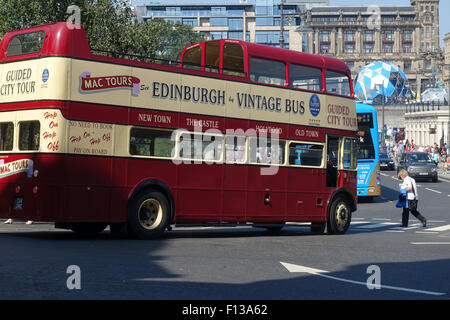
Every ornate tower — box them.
[411,0,440,52]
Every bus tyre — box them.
[327,196,351,235]
[127,190,169,239]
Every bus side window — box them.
[205,41,221,73]
[178,132,223,162]
[289,64,323,91]
[0,122,14,151]
[225,135,246,164]
[250,57,286,86]
[289,143,323,167]
[343,138,357,169]
[130,128,174,158]
[325,71,351,96]
[182,45,202,70]
[7,31,45,57]
[18,121,40,151]
[249,137,285,165]
[223,42,245,77]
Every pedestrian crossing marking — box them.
[426,224,450,232]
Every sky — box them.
[331,0,449,47]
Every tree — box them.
[0,0,202,61]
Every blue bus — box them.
[356,103,381,199]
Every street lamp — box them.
[376,80,386,150]
[279,0,285,49]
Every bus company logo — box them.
[309,94,321,117]
[79,72,141,96]
[42,69,49,83]
[0,159,34,179]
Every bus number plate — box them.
[14,197,24,210]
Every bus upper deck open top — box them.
[0,22,358,239]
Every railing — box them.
[91,48,180,66]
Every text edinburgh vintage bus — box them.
[0,23,358,239]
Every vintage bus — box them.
[0,23,358,239]
[356,103,381,200]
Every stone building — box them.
[305,0,443,94]
[132,0,443,94]
[444,32,450,91]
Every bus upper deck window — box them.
[223,42,245,77]
[250,57,286,86]
[182,46,202,70]
[289,64,323,91]
[205,41,221,73]
[7,31,45,57]
[325,71,351,96]
[0,122,14,151]
[19,121,40,151]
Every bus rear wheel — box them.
[127,190,169,239]
[327,196,351,235]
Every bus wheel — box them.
[327,196,351,235]
[127,190,169,239]
[70,223,108,235]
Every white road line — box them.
[372,218,392,221]
[411,242,450,245]
[415,231,439,234]
[354,222,398,229]
[281,262,446,296]
[425,188,442,194]
[426,224,450,232]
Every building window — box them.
[363,43,375,53]
[255,17,274,26]
[182,18,197,27]
[210,31,228,40]
[344,43,355,53]
[404,61,412,72]
[210,17,228,27]
[211,6,226,16]
[228,18,243,30]
[344,30,355,42]
[165,7,181,16]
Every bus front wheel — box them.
[127,190,169,239]
[327,196,351,235]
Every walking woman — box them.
[398,169,427,228]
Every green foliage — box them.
[0,0,203,61]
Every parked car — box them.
[397,152,438,182]
[379,152,395,170]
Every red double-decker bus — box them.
[0,23,358,239]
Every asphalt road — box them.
[0,171,449,302]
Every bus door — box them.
[326,137,340,188]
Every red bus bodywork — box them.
[0,23,357,237]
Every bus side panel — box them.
[246,166,287,222]
[286,168,327,221]
[109,157,129,223]
[62,155,111,222]
[222,164,247,221]
[175,163,223,222]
